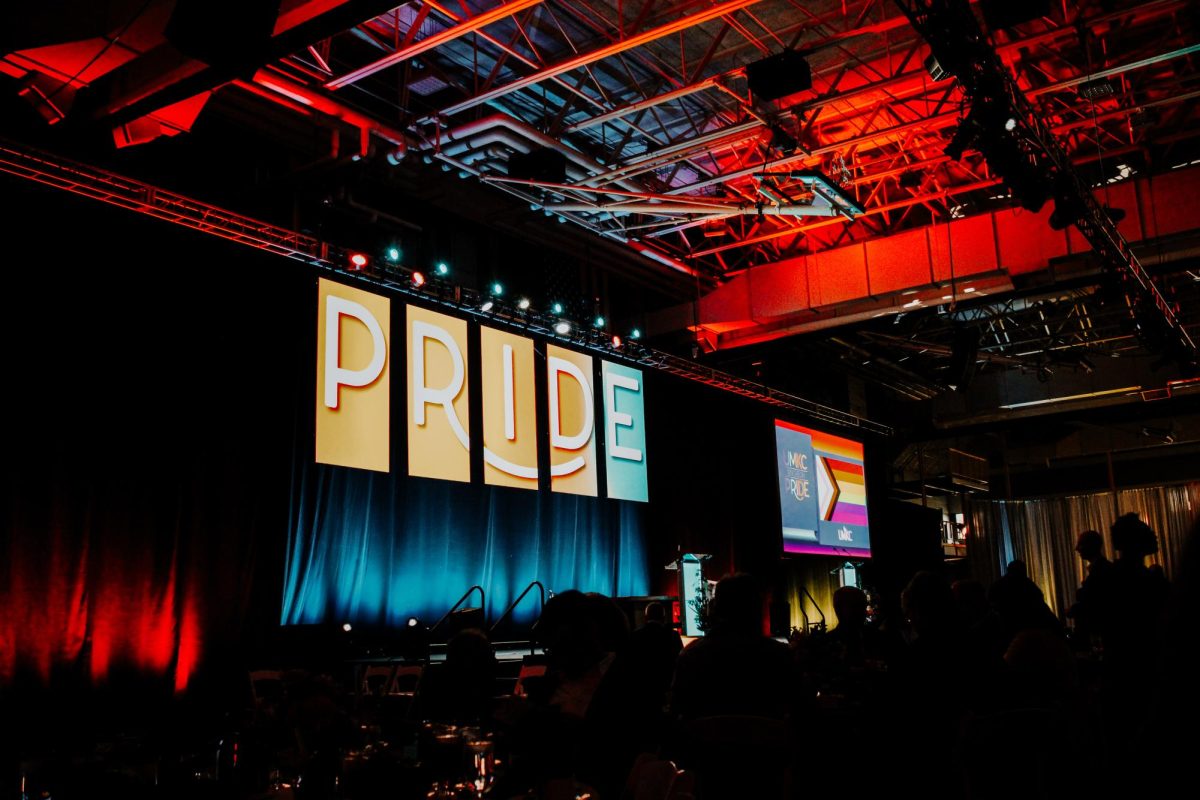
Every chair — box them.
[622,754,696,800]
[361,664,396,696]
[513,662,547,697]
[392,663,424,693]
[249,669,284,706]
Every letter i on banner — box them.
[602,361,648,502]
[547,344,597,496]
[315,279,390,472]
[407,306,470,482]
[481,326,538,489]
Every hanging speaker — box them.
[746,50,812,102]
[981,0,1051,31]
[947,326,981,390]
[165,0,283,71]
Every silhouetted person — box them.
[954,578,1007,664]
[669,573,796,721]
[1068,530,1115,645]
[625,602,682,704]
[806,586,895,710]
[989,559,1059,641]
[892,572,981,799]
[1137,516,1200,793]
[417,628,497,723]
[1102,513,1170,752]
[669,574,797,798]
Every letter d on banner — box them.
[547,344,597,497]
[316,278,390,472]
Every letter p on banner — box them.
[316,278,390,472]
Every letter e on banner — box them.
[602,361,648,502]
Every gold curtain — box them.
[968,482,1199,618]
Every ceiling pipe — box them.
[416,113,646,194]
[541,202,842,217]
[430,0,765,119]
[240,69,412,147]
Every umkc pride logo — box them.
[785,451,811,502]
[315,279,648,501]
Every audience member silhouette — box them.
[669,573,796,721]
[1102,513,1170,750]
[988,559,1060,641]
[1068,529,1115,645]
[954,578,1007,664]
[624,601,683,707]
[416,628,498,724]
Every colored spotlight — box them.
[386,247,401,262]
[551,302,564,314]
[349,252,368,270]
[631,328,642,339]
[611,335,623,349]
[490,282,504,296]
[436,262,450,276]
[412,271,426,287]
[594,316,605,328]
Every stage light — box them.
[342,623,352,632]
[436,262,450,276]
[518,298,531,310]
[349,252,368,270]
[594,316,605,328]
[611,335,623,349]
[481,300,494,312]
[551,302,564,314]
[924,53,950,82]
[490,281,504,296]
[631,328,642,340]
[412,271,426,287]
[407,617,419,628]
[964,287,977,293]
[1004,117,1017,132]
[555,321,571,335]
[1048,173,1085,231]
[386,246,401,262]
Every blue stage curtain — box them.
[282,460,649,627]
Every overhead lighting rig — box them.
[892,0,1196,366]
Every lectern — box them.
[665,553,711,636]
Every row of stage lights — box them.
[344,246,644,352]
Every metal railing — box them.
[490,581,548,653]
[430,585,486,638]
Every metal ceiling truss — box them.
[0,137,892,437]
[893,0,1197,364]
[5,1,1198,306]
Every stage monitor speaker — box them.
[746,50,812,101]
[165,0,283,71]
[507,147,568,184]
[981,0,1050,31]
